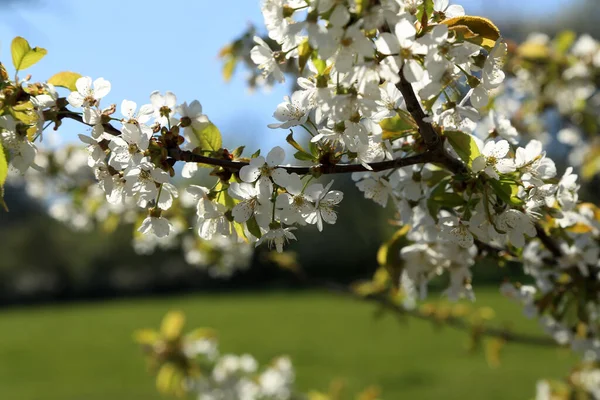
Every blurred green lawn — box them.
[0,289,575,399]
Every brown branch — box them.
[396,73,440,150]
[58,109,437,175]
[395,71,564,259]
[168,146,434,175]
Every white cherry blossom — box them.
[67,76,111,108]
[472,140,515,179]
[240,147,290,192]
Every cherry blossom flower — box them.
[496,209,536,248]
[256,226,297,252]
[470,40,507,109]
[187,185,233,240]
[275,173,315,225]
[251,36,285,84]
[150,90,177,126]
[514,140,557,187]
[268,91,309,129]
[305,181,343,231]
[240,147,290,192]
[138,215,174,238]
[353,172,392,207]
[433,0,465,18]
[472,139,515,179]
[67,76,111,108]
[375,19,427,83]
[228,181,273,229]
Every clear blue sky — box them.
[0,0,572,151]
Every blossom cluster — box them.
[136,311,381,400]
[1,0,600,375]
[136,312,297,399]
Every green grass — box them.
[0,289,576,400]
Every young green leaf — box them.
[488,179,524,207]
[11,36,48,72]
[192,122,222,152]
[445,130,481,167]
[246,215,262,239]
[380,114,417,141]
[0,143,8,188]
[48,71,82,91]
[442,16,500,50]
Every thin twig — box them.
[319,280,559,348]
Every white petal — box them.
[471,87,489,109]
[121,100,137,118]
[375,33,400,55]
[240,165,261,183]
[266,146,285,165]
[164,91,177,108]
[271,169,290,188]
[232,202,253,223]
[471,155,486,173]
[492,140,510,158]
[93,78,111,99]
[395,20,416,41]
[403,59,424,83]
[67,92,84,108]
[181,162,198,178]
[75,76,92,95]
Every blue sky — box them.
[0,0,573,152]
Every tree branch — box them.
[319,280,559,348]
[396,74,440,150]
[167,146,434,175]
[58,109,437,175]
[58,88,563,258]
[395,72,563,259]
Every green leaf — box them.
[312,56,327,75]
[582,145,600,180]
[430,191,465,208]
[214,181,236,209]
[294,151,315,161]
[233,221,248,241]
[380,114,416,141]
[0,143,8,187]
[445,130,480,167]
[488,179,524,207]
[231,145,245,158]
[553,30,576,55]
[416,0,434,26]
[442,16,500,50]
[11,36,47,72]
[427,176,453,219]
[47,71,82,91]
[287,132,315,160]
[10,101,37,125]
[160,311,185,341]
[246,215,262,239]
[192,122,222,152]
[222,57,237,82]
[308,140,319,157]
[297,39,311,73]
